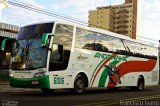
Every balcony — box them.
[116,25,128,29]
[116,30,128,34]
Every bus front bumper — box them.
[9,75,50,89]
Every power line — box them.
[8,0,88,25]
[6,0,159,43]
[7,1,113,29]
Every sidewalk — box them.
[0,81,9,85]
[0,70,9,85]
[0,84,40,92]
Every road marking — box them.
[75,95,160,106]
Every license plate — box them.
[32,81,39,85]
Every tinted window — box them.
[75,28,97,50]
[95,33,113,52]
[53,24,73,50]
[75,27,157,59]
[124,40,157,59]
[17,23,54,40]
[49,24,73,71]
[76,28,114,52]
[113,38,126,53]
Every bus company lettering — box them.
[54,77,64,84]
[77,54,89,62]
[94,52,128,61]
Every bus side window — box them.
[112,38,126,55]
[49,44,64,71]
[63,50,70,69]
[49,24,73,71]
[50,44,63,63]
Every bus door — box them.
[49,24,73,88]
[49,44,72,88]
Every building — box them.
[88,0,140,39]
[0,22,19,69]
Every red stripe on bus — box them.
[91,54,117,87]
[107,59,157,87]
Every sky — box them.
[1,0,160,42]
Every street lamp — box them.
[0,0,8,21]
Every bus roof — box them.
[57,21,158,48]
[21,20,158,47]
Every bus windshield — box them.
[11,39,48,70]
[11,23,54,70]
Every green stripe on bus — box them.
[10,75,50,89]
[98,61,120,87]
[90,54,116,87]
[40,75,50,89]
[98,56,129,87]
[98,68,108,87]
[89,58,106,87]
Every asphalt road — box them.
[0,85,160,106]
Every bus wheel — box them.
[136,79,144,91]
[71,75,85,94]
[41,88,54,95]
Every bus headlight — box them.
[9,73,13,77]
[9,72,13,77]
[34,71,46,77]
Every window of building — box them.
[117,9,129,14]
[117,26,128,29]
[117,30,128,34]
[117,20,129,24]
[117,15,128,19]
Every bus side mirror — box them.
[41,33,55,46]
[1,38,15,51]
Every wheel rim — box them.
[139,82,144,90]
[75,79,84,92]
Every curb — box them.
[0,82,9,85]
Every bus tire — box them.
[71,74,85,94]
[136,77,144,91]
[41,88,54,95]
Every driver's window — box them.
[49,24,73,71]
[50,44,63,63]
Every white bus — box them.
[1,21,159,94]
